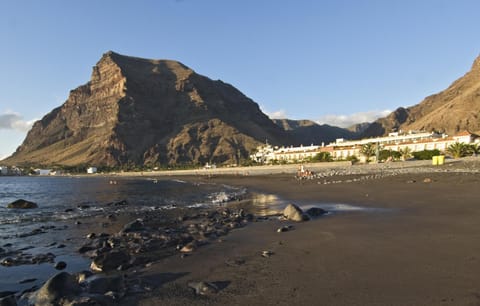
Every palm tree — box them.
[360,143,377,163]
[467,143,480,156]
[447,142,469,158]
[398,147,412,161]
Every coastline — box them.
[3,158,480,305]
[116,157,480,305]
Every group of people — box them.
[296,165,315,180]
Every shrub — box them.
[412,149,440,160]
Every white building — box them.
[250,131,478,164]
[0,166,8,175]
[35,169,51,176]
[87,167,97,174]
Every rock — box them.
[306,207,327,217]
[113,200,128,206]
[187,281,219,296]
[0,295,17,306]
[54,261,67,270]
[277,225,293,233]
[180,241,197,253]
[34,272,81,306]
[7,199,38,209]
[75,271,94,283]
[87,275,125,295]
[19,278,36,284]
[90,250,130,272]
[423,177,433,183]
[283,203,309,222]
[122,219,145,233]
[261,250,274,258]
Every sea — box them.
[0,176,252,293]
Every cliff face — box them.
[362,55,480,137]
[6,51,288,167]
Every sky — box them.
[1,0,480,160]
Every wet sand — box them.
[120,159,480,305]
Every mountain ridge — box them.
[4,51,289,167]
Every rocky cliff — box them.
[272,119,359,145]
[6,51,289,167]
[362,55,480,137]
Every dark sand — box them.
[119,161,480,306]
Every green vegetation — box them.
[379,149,401,161]
[360,143,380,163]
[398,147,412,161]
[446,142,470,158]
[308,152,333,162]
[412,149,440,160]
[467,143,480,155]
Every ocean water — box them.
[0,176,246,293]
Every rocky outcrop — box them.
[7,199,38,209]
[283,203,309,222]
[5,51,289,167]
[362,54,480,137]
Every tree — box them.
[398,147,412,161]
[360,143,378,163]
[447,142,469,158]
[310,152,333,162]
[379,149,401,162]
[467,143,480,156]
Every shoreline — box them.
[2,158,480,305]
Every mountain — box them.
[272,119,359,145]
[4,51,289,167]
[362,55,480,137]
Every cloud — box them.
[260,106,288,119]
[0,112,36,132]
[316,110,391,128]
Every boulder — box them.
[306,207,327,217]
[121,219,145,233]
[7,199,38,209]
[34,272,81,305]
[90,250,130,272]
[283,204,309,222]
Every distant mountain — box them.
[272,119,359,145]
[361,54,480,137]
[4,51,290,167]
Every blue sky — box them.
[1,0,480,159]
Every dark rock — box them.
[64,208,74,213]
[0,295,17,306]
[283,203,309,222]
[34,272,82,305]
[90,250,130,272]
[75,271,94,283]
[122,219,145,233]
[54,261,67,270]
[276,225,293,233]
[187,281,219,296]
[78,245,95,254]
[88,275,125,295]
[114,200,128,206]
[306,207,327,217]
[7,199,38,209]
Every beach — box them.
[3,159,480,305]
[115,158,480,305]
